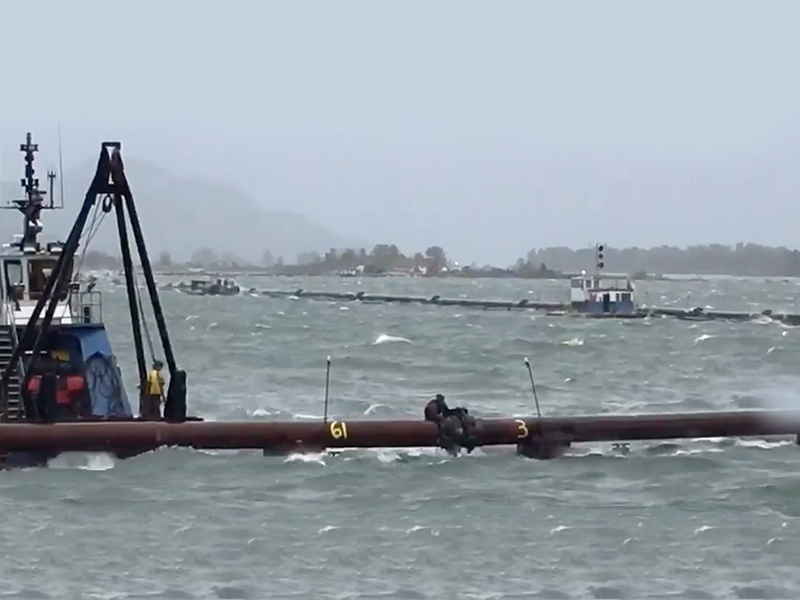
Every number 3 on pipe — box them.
[515,419,529,440]
[329,421,348,440]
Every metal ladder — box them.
[0,325,23,420]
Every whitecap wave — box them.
[47,452,116,471]
[373,334,412,345]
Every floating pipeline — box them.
[255,289,800,325]
[259,288,562,311]
[650,306,800,325]
[1,409,799,459]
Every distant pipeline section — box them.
[251,288,800,325]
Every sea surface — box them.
[3,274,800,599]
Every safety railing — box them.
[8,308,24,384]
[70,290,103,324]
[1,293,25,410]
[1,296,11,328]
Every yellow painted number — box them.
[515,419,529,440]
[329,421,348,440]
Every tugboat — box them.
[565,244,642,318]
[0,133,190,468]
[179,276,240,296]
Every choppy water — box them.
[4,275,800,599]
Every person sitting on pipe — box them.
[424,393,477,453]
[424,393,449,422]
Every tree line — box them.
[525,243,800,277]
[78,244,450,275]
[78,242,800,278]
[289,244,448,275]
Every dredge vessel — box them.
[0,133,190,467]
[0,133,797,469]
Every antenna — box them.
[322,356,332,423]
[523,357,542,418]
[47,169,56,209]
[57,125,65,209]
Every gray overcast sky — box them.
[1,0,799,265]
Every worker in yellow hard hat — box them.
[143,360,165,419]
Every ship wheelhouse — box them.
[569,270,637,315]
[0,242,103,328]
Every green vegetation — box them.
[525,244,800,277]
[81,241,800,279]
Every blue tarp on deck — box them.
[70,327,133,417]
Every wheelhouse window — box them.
[3,260,24,301]
[570,278,584,289]
[28,258,58,300]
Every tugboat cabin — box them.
[569,270,636,315]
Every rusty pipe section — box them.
[526,410,800,443]
[0,410,798,454]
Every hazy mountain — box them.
[0,158,367,263]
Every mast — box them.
[17,133,44,251]
[1,132,64,252]
[594,243,605,276]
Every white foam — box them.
[47,452,116,471]
[373,334,412,345]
